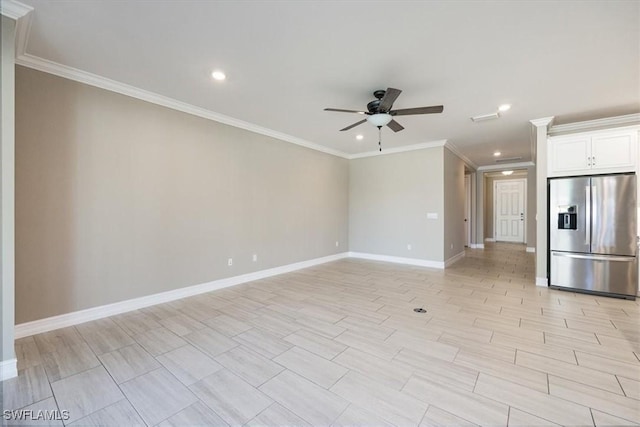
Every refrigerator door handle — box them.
[585,185,591,246]
[552,252,635,262]
[591,184,597,230]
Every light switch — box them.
[427,212,438,220]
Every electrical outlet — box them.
[407,244,412,250]
[450,243,454,249]
[335,241,339,247]
[227,258,233,266]
[252,254,257,262]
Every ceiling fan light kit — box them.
[366,113,392,127]
[324,87,444,151]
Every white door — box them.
[494,179,525,243]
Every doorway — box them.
[494,179,526,243]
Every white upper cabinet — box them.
[590,132,636,170]
[548,128,638,177]
[548,135,591,175]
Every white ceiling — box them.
[17,0,640,166]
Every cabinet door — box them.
[548,135,591,177]
[590,131,637,173]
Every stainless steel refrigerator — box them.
[549,173,638,299]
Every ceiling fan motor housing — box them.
[367,100,381,113]
[368,89,387,113]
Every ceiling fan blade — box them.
[324,108,367,114]
[378,88,402,112]
[340,119,367,131]
[387,119,404,132]
[391,105,444,116]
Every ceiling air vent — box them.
[471,112,500,122]
[496,157,522,163]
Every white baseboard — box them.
[469,243,484,249]
[1,358,17,381]
[15,252,349,339]
[536,277,548,287]
[445,251,465,267]
[526,247,536,253]
[348,252,445,269]
[485,238,496,242]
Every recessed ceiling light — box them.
[356,134,364,140]
[498,104,511,112]
[494,151,501,157]
[502,170,514,175]
[211,70,226,81]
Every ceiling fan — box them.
[324,88,444,150]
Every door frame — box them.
[464,174,471,247]
[493,178,527,244]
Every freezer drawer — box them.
[550,251,638,297]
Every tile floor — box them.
[3,243,640,426]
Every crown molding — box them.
[0,0,32,20]
[9,3,471,163]
[10,4,471,163]
[444,141,477,170]
[476,161,534,172]
[15,52,459,162]
[15,52,473,162]
[16,53,352,159]
[347,140,447,159]
[529,116,555,128]
[548,113,640,136]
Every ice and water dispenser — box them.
[557,205,577,230]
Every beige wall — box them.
[1,16,16,367]
[349,147,445,262]
[15,67,349,324]
[443,148,465,259]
